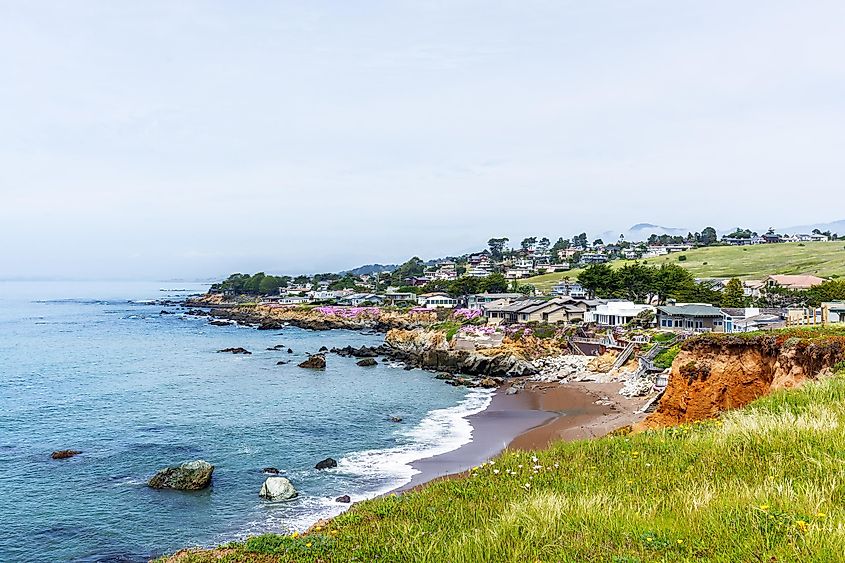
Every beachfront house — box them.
[485,297,592,324]
[418,292,458,309]
[656,304,726,332]
[339,293,384,306]
[587,300,655,327]
[466,293,524,311]
[382,292,418,306]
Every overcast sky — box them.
[1,1,843,280]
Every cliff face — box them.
[644,333,845,427]
[385,329,538,377]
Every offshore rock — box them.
[298,355,326,369]
[217,347,251,355]
[315,457,337,470]
[259,477,297,500]
[336,495,351,503]
[148,460,214,490]
[356,358,378,367]
[51,450,81,460]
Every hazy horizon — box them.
[2,1,844,280]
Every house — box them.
[307,289,353,301]
[383,292,418,306]
[656,304,726,332]
[557,248,581,260]
[339,293,384,306]
[763,233,783,243]
[484,297,591,324]
[466,293,524,311]
[765,275,826,291]
[418,292,458,309]
[270,295,313,305]
[551,280,588,299]
[822,302,845,323]
[579,253,609,265]
[588,301,655,327]
[505,267,532,280]
[431,261,458,281]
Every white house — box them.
[587,301,655,326]
[418,292,458,309]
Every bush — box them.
[678,255,687,262]
[653,344,681,369]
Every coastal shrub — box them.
[653,344,681,369]
[180,375,845,563]
[678,255,687,261]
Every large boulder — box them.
[259,476,298,500]
[315,457,337,470]
[298,355,326,369]
[356,358,378,367]
[148,460,214,490]
[336,495,351,503]
[217,347,251,355]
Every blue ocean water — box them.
[0,282,490,562]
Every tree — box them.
[537,237,551,254]
[243,272,266,294]
[593,238,604,247]
[616,262,655,302]
[805,280,845,307]
[258,275,285,295]
[487,237,509,260]
[700,226,718,246]
[390,257,426,285]
[651,263,694,305]
[479,273,508,294]
[721,278,746,307]
[577,264,617,298]
[520,237,537,253]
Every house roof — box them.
[766,274,826,289]
[657,304,724,317]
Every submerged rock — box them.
[356,358,378,367]
[389,416,403,423]
[287,348,294,354]
[148,460,214,490]
[209,320,231,326]
[335,495,351,503]
[51,450,81,460]
[315,457,337,470]
[259,476,297,500]
[298,355,326,369]
[276,360,289,365]
[217,347,251,355]
[262,467,280,474]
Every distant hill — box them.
[777,219,845,236]
[342,264,398,276]
[598,223,691,243]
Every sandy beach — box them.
[397,378,651,491]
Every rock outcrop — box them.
[644,333,845,427]
[298,355,326,369]
[356,358,378,367]
[335,495,351,503]
[148,460,214,490]
[259,477,297,500]
[385,329,537,377]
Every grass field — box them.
[171,368,845,563]
[526,242,845,292]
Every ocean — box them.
[0,281,491,562]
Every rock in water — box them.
[262,467,280,474]
[298,355,326,369]
[315,457,337,470]
[259,477,297,500]
[356,358,378,367]
[389,416,403,423]
[148,460,214,490]
[319,346,329,352]
[51,450,81,460]
[217,347,251,355]
[336,495,351,503]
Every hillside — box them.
[168,361,845,562]
[526,241,845,292]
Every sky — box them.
[1,1,844,280]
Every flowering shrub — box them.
[313,306,381,319]
[458,325,500,337]
[452,308,483,321]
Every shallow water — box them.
[0,281,489,562]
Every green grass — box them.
[171,371,845,563]
[526,242,845,292]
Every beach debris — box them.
[298,354,326,369]
[217,347,251,355]
[315,457,338,470]
[262,467,280,474]
[259,477,297,500]
[356,358,378,367]
[51,449,81,460]
[148,460,214,491]
[335,495,351,503]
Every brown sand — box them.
[397,379,650,491]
